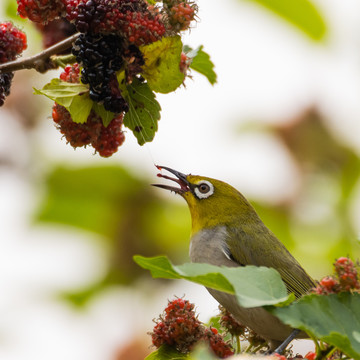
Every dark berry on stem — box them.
[0,73,14,107]
[0,22,27,106]
[72,33,129,113]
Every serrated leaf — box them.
[271,293,360,359]
[140,36,185,93]
[244,0,326,41]
[145,345,189,360]
[92,102,116,127]
[185,46,217,85]
[34,78,92,123]
[123,78,161,145]
[134,255,292,308]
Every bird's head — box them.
[153,166,255,234]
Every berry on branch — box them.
[0,22,27,63]
[0,22,27,107]
[52,64,126,157]
[168,1,197,32]
[72,32,129,113]
[312,256,360,294]
[150,298,205,353]
[16,0,65,24]
[204,327,234,359]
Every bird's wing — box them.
[226,225,316,299]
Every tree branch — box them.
[0,32,80,74]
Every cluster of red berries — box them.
[219,306,246,338]
[0,22,27,63]
[0,22,27,106]
[53,64,125,157]
[313,257,360,295]
[17,0,65,24]
[150,298,234,358]
[168,1,197,32]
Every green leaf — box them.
[140,36,185,93]
[34,79,89,103]
[92,102,116,127]
[185,46,217,85]
[34,79,92,123]
[243,0,326,41]
[123,78,161,145]
[67,93,93,124]
[145,345,189,360]
[134,255,182,280]
[271,293,360,359]
[134,255,291,308]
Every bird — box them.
[153,165,316,352]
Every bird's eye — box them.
[198,183,210,193]
[194,180,214,199]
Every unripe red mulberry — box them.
[204,327,234,359]
[0,22,27,63]
[0,22,27,107]
[168,2,197,31]
[52,64,126,157]
[16,0,65,24]
[150,298,205,353]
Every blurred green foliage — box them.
[35,165,190,306]
[245,110,360,278]
[243,0,327,41]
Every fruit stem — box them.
[315,345,336,360]
[52,54,77,69]
[236,335,241,354]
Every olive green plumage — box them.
[154,166,316,347]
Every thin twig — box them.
[0,32,80,74]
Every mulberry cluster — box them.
[16,0,65,24]
[313,257,360,295]
[219,306,246,338]
[72,33,130,113]
[0,72,14,107]
[167,1,197,32]
[0,22,27,63]
[150,298,234,358]
[53,65,126,157]
[204,327,235,359]
[0,22,27,106]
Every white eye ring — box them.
[194,180,214,199]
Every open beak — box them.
[152,165,190,194]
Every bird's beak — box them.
[152,165,190,194]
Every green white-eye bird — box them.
[153,166,315,351]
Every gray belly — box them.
[189,227,300,344]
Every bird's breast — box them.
[189,226,236,267]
